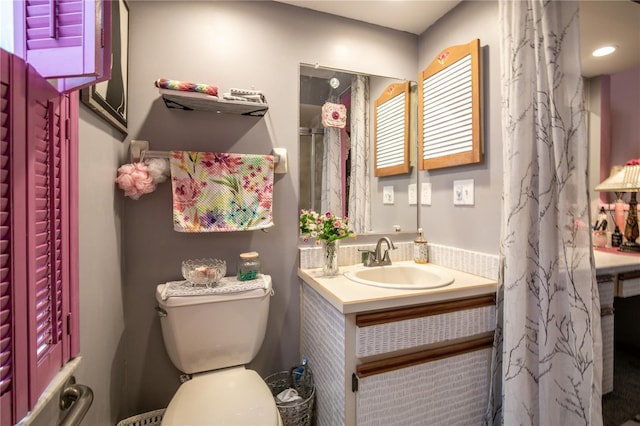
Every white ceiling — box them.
[276,0,640,78]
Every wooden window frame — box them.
[374,81,411,177]
[418,39,482,171]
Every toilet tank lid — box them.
[156,275,272,308]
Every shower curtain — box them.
[487,1,602,425]
[321,127,342,215]
[348,75,370,234]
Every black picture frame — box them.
[81,0,129,134]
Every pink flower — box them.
[172,177,201,212]
[625,158,640,166]
[258,185,273,209]
[115,163,156,200]
[200,153,243,175]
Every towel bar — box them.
[58,376,93,426]
[130,140,287,174]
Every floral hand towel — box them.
[170,151,274,232]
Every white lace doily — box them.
[160,274,269,300]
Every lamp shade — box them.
[595,164,640,193]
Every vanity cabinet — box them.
[301,284,496,425]
[597,274,615,395]
[615,270,640,298]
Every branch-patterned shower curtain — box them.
[321,127,342,215]
[487,1,602,425]
[348,75,371,234]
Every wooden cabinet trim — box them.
[356,335,494,378]
[618,270,640,281]
[355,294,495,327]
[601,306,614,317]
[596,274,615,283]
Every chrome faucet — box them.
[365,237,396,266]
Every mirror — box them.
[299,64,418,235]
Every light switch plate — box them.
[453,179,474,205]
[421,182,432,206]
[408,184,417,205]
[383,186,395,204]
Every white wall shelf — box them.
[158,89,268,116]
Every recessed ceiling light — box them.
[592,46,617,57]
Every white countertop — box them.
[593,249,640,275]
[298,261,497,314]
[299,251,640,314]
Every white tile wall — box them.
[299,242,499,280]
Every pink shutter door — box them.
[25,64,64,405]
[57,0,112,93]
[15,0,100,78]
[14,0,112,93]
[0,49,14,426]
[0,50,29,426]
[62,91,79,358]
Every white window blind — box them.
[376,92,406,168]
[422,54,473,159]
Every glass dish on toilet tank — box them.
[182,258,226,287]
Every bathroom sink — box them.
[344,264,454,290]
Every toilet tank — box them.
[155,275,272,374]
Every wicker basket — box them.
[265,367,315,426]
[116,408,165,426]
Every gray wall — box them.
[417,1,503,255]
[609,67,640,167]
[118,0,418,419]
[75,108,128,425]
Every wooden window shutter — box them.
[63,91,80,359]
[0,49,15,426]
[0,49,29,426]
[13,0,112,93]
[0,48,80,425]
[25,63,66,404]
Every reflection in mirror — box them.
[299,64,418,235]
[374,81,411,177]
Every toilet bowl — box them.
[155,275,281,425]
[161,367,281,425]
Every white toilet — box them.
[155,275,282,425]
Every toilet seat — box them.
[161,367,282,425]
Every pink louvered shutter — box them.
[63,91,80,360]
[0,49,14,426]
[14,0,112,93]
[0,50,29,426]
[25,63,67,403]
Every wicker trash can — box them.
[115,408,165,426]
[265,367,315,426]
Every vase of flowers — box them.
[321,239,339,276]
[300,209,355,276]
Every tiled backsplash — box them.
[299,241,499,280]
